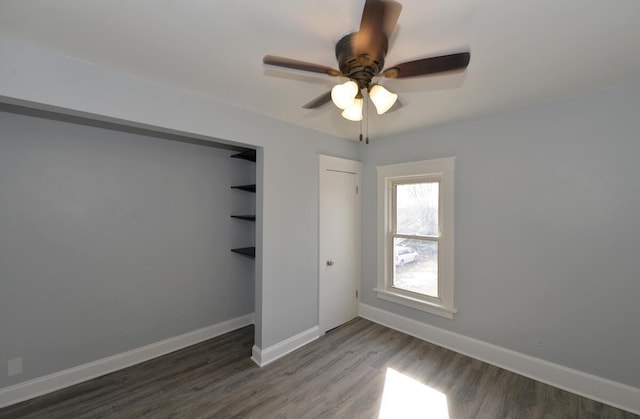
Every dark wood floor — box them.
[1,318,637,418]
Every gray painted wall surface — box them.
[0,36,360,385]
[0,110,254,388]
[361,82,640,388]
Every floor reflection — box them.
[379,367,449,419]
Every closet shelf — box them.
[231,247,255,258]
[230,149,255,260]
[231,215,256,221]
[230,150,256,162]
[231,184,256,193]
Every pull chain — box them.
[365,92,370,144]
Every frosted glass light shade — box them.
[369,84,398,115]
[331,80,359,110]
[341,98,363,121]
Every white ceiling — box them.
[1,0,640,140]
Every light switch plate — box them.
[8,358,22,377]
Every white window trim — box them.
[375,157,457,319]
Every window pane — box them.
[393,238,438,298]
[396,182,439,236]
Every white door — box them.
[319,155,361,333]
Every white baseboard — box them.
[252,326,320,367]
[359,303,640,416]
[0,313,254,409]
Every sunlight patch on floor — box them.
[378,367,449,419]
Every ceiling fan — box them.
[263,0,470,124]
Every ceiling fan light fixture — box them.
[369,84,398,115]
[263,0,473,135]
[331,80,359,110]
[341,97,364,121]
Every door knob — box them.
[326,260,334,266]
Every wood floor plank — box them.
[0,318,637,419]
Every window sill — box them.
[374,288,458,319]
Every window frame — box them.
[375,157,457,319]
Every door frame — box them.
[318,154,362,334]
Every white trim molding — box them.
[373,288,457,319]
[358,303,640,415]
[251,326,321,367]
[0,313,255,409]
[376,157,456,319]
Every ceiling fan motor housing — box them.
[336,32,387,90]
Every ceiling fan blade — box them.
[302,91,332,109]
[355,0,402,62]
[382,1,402,42]
[383,52,470,79]
[263,55,341,76]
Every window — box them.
[376,157,456,319]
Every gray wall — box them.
[0,36,361,383]
[0,110,254,388]
[361,81,640,388]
